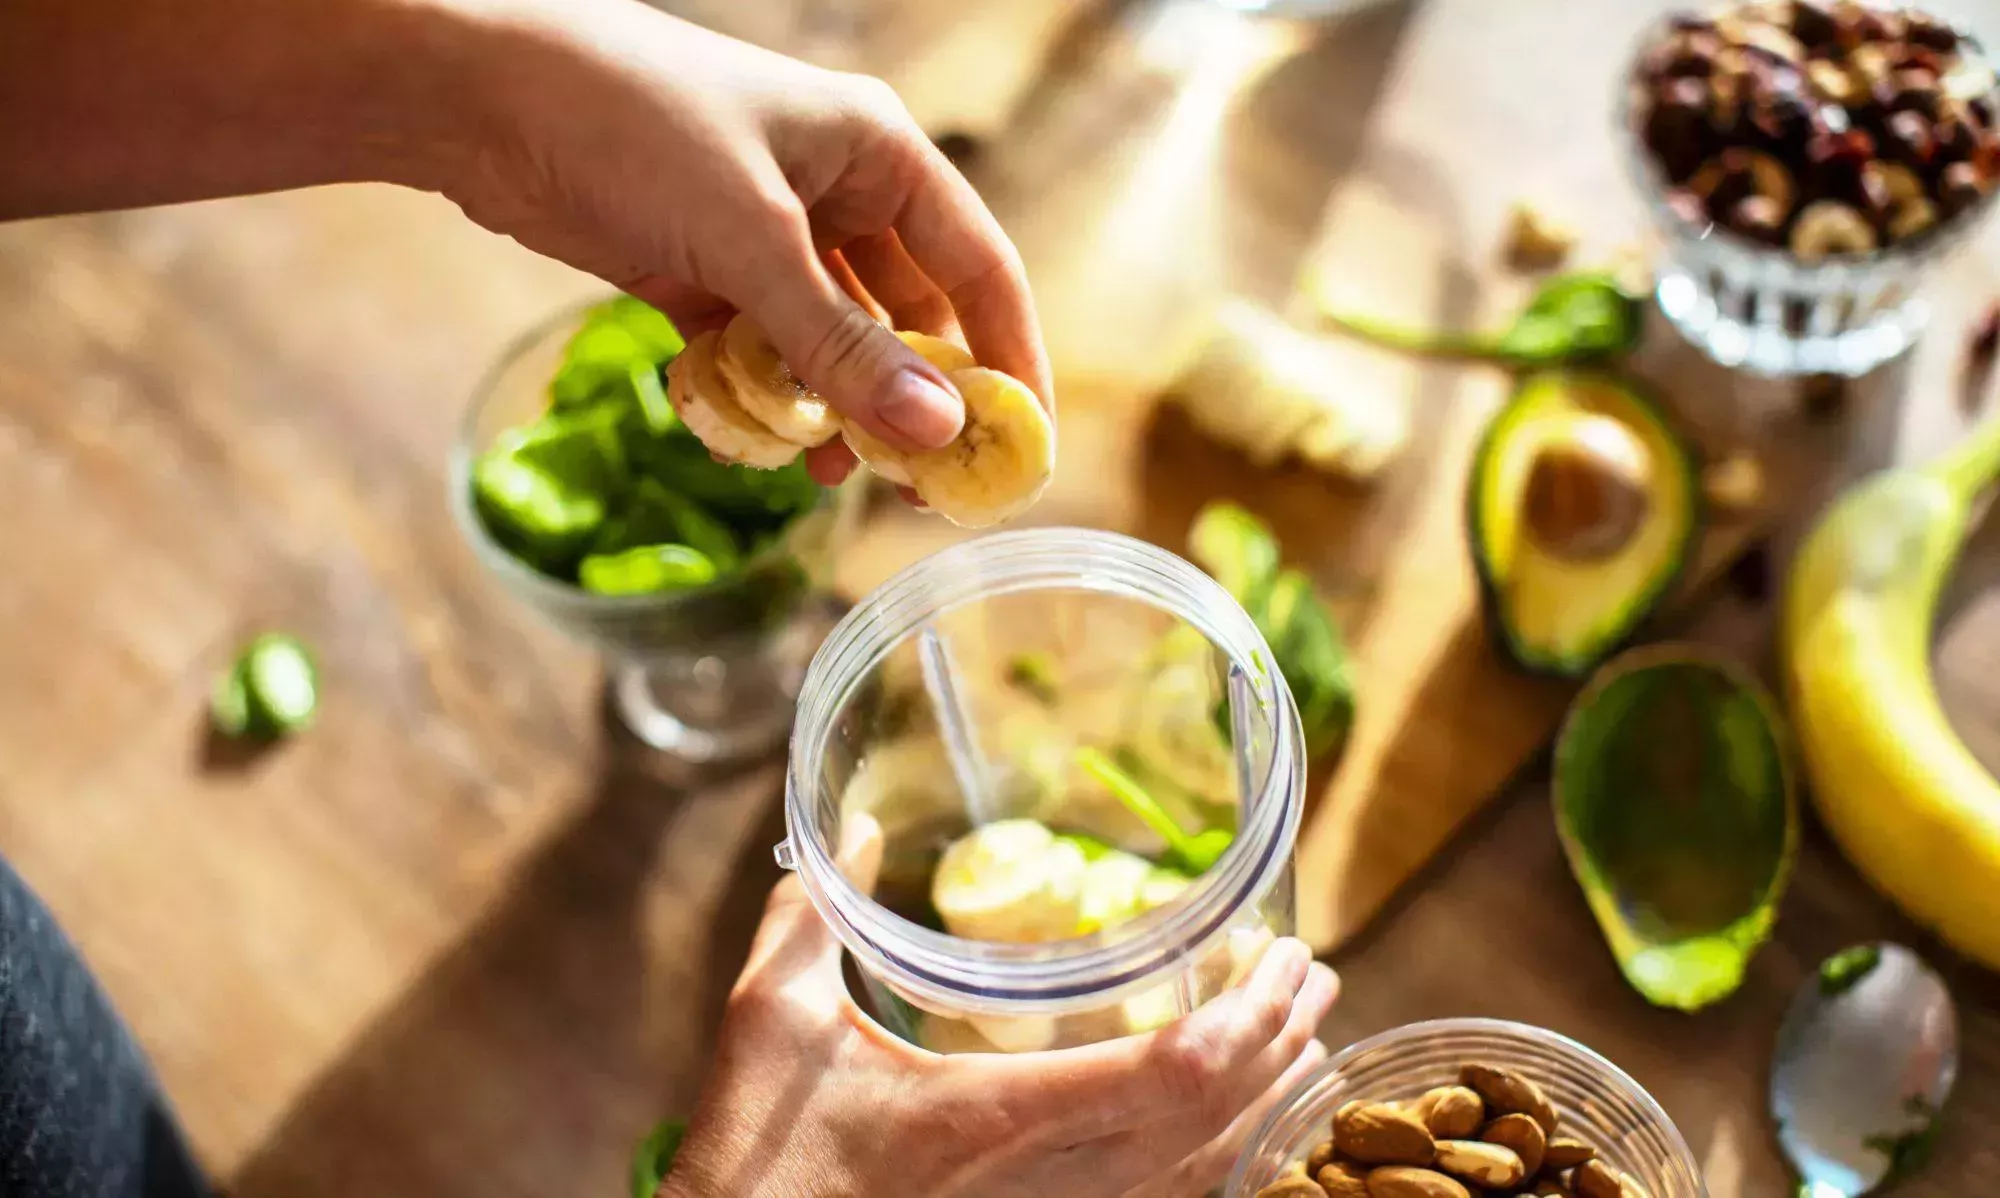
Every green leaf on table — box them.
[210,633,319,740]
[1324,270,1642,368]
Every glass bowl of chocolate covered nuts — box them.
[1227,1018,1703,1198]
[1621,2,2000,376]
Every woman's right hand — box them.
[661,817,1338,1197]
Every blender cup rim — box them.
[781,527,1307,1013]
[449,295,837,613]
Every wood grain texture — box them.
[0,1,1995,1197]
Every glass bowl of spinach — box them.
[451,295,863,762]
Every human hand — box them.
[446,0,1050,489]
[661,815,1338,1198]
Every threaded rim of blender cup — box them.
[783,527,1307,1014]
[1225,1017,1704,1198]
[1614,8,2000,294]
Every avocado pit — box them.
[1523,414,1654,562]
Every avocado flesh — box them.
[1471,371,1697,677]
[1554,651,1795,1010]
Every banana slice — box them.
[878,367,1053,529]
[1075,850,1156,934]
[714,315,840,447]
[898,329,977,372]
[842,331,978,485]
[966,1013,1060,1053]
[931,818,1087,944]
[665,331,800,469]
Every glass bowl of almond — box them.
[1227,1018,1703,1198]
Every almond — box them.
[1364,1165,1470,1198]
[1571,1158,1626,1198]
[1479,1112,1547,1175]
[1255,1178,1327,1198]
[1316,1160,1372,1198]
[1423,1086,1485,1138]
[1404,1087,1451,1121]
[1543,1136,1596,1171]
[1434,1139,1526,1189]
[1336,1102,1437,1166]
[1459,1063,1558,1136]
[1527,1178,1572,1197]
[1306,1139,1339,1176]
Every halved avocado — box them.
[1554,646,1796,1011]
[1469,370,1698,677]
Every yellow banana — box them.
[1783,416,2000,968]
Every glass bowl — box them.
[450,299,864,763]
[1227,1018,1704,1197]
[1616,8,2000,378]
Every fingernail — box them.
[877,370,963,449]
[1261,938,1311,992]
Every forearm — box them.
[0,0,493,219]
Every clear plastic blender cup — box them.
[775,528,1305,1053]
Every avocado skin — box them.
[1466,369,1702,679]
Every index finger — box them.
[892,143,1053,411]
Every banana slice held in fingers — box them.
[714,315,841,448]
[665,331,800,469]
[849,366,1055,529]
[897,329,977,372]
[843,331,979,486]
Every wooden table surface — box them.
[1,0,1998,1195]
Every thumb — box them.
[744,811,887,996]
[741,236,964,451]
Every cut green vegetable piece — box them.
[473,451,608,573]
[1006,652,1061,706]
[629,361,677,436]
[552,322,647,410]
[595,479,741,572]
[1554,648,1795,1012]
[213,633,319,740]
[509,404,632,498]
[602,294,686,362]
[579,543,719,596]
[630,1119,687,1198]
[633,436,821,524]
[1075,747,1234,875]
[1188,502,1281,614]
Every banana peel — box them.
[1784,415,2000,970]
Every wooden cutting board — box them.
[830,0,1854,955]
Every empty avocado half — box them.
[1469,371,1698,678]
[1555,647,1796,1011]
